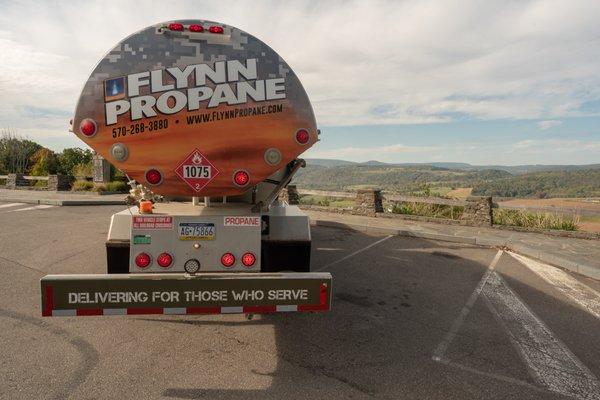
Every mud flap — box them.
[41,272,331,317]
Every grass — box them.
[493,209,579,231]
[72,180,95,191]
[106,181,128,192]
[299,195,354,208]
[389,202,464,220]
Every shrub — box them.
[493,209,579,231]
[72,180,94,191]
[390,202,464,220]
[106,181,128,192]
[73,162,93,179]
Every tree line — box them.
[0,129,93,177]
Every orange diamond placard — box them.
[175,149,220,192]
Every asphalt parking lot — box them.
[1,203,600,399]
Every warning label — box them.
[175,148,219,192]
[132,216,173,230]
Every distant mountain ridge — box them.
[304,158,600,174]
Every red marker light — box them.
[233,170,250,187]
[157,252,173,268]
[189,24,204,32]
[145,169,162,185]
[168,23,184,31]
[241,252,256,267]
[135,253,151,269]
[221,252,235,268]
[295,129,310,144]
[209,26,224,34]
[80,118,97,137]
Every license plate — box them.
[178,222,215,240]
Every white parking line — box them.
[314,235,393,271]
[483,271,600,400]
[4,204,55,212]
[508,251,600,320]
[0,202,26,209]
[432,250,503,361]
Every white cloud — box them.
[537,120,563,130]
[1,0,600,142]
[305,138,600,164]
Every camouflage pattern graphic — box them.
[73,20,317,196]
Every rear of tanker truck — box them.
[40,20,332,317]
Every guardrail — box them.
[289,187,492,226]
[296,188,467,206]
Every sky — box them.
[0,0,599,165]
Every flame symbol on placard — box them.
[192,153,203,164]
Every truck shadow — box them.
[147,228,600,399]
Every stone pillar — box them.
[6,173,26,189]
[352,189,384,216]
[47,175,73,191]
[279,185,300,205]
[460,196,493,226]
[93,154,111,183]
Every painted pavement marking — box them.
[483,271,600,400]
[432,250,503,361]
[314,235,393,272]
[0,203,26,209]
[509,251,600,320]
[4,204,55,213]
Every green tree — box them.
[57,148,93,176]
[0,129,42,173]
[30,148,58,176]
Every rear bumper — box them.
[41,272,332,317]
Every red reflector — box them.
[135,253,151,269]
[189,24,204,32]
[221,253,235,268]
[233,170,250,187]
[80,118,97,137]
[209,26,224,34]
[241,252,256,267]
[168,23,184,31]
[157,252,173,268]
[145,168,162,185]
[295,129,310,144]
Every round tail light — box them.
[157,252,173,268]
[168,23,184,31]
[189,24,204,32]
[233,170,250,187]
[135,253,151,269]
[80,118,97,137]
[209,26,224,34]
[145,168,163,185]
[221,252,236,268]
[295,129,310,144]
[241,252,256,267]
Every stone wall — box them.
[47,175,73,191]
[6,174,27,189]
[352,189,384,216]
[279,185,300,205]
[460,196,493,226]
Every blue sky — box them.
[0,0,599,165]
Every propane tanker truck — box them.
[40,20,332,317]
